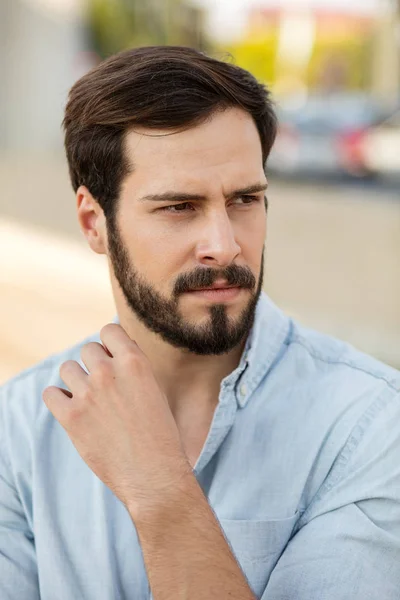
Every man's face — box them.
[106,107,267,355]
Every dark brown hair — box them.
[63,46,277,222]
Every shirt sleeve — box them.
[261,386,400,600]
[0,389,40,599]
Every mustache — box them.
[174,264,256,296]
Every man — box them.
[0,46,399,600]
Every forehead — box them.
[122,107,265,196]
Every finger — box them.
[42,385,73,424]
[59,360,88,397]
[100,323,140,358]
[80,342,111,373]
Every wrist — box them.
[127,457,194,524]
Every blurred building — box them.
[0,0,88,155]
[0,0,208,155]
[371,0,400,106]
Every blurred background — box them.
[0,0,399,384]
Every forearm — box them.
[130,472,256,600]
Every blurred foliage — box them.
[222,37,278,87]
[87,0,211,58]
[220,25,375,94]
[86,3,397,97]
[308,35,374,91]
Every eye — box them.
[235,195,260,205]
[158,202,195,213]
[158,196,261,213]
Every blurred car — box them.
[268,93,388,179]
[361,110,400,182]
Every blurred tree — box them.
[87,0,211,58]
[308,36,372,91]
[222,36,277,87]
[220,17,374,94]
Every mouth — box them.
[186,285,243,301]
[189,279,240,291]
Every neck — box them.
[116,309,247,419]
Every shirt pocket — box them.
[218,512,299,598]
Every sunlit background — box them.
[1,0,399,384]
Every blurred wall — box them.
[0,0,86,155]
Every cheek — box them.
[245,227,266,280]
[131,230,183,287]
[240,213,267,254]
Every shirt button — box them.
[240,384,247,396]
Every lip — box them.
[190,280,237,291]
[187,286,242,301]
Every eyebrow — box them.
[137,182,268,203]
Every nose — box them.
[195,209,241,267]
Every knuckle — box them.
[68,405,83,423]
[59,360,76,376]
[81,341,101,355]
[121,350,141,368]
[100,323,116,336]
[81,387,93,404]
[91,360,113,383]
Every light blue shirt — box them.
[1,292,400,599]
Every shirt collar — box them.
[220,292,291,408]
[112,291,290,410]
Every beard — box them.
[106,217,264,356]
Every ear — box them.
[76,186,107,255]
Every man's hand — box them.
[42,324,191,513]
[42,323,258,599]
